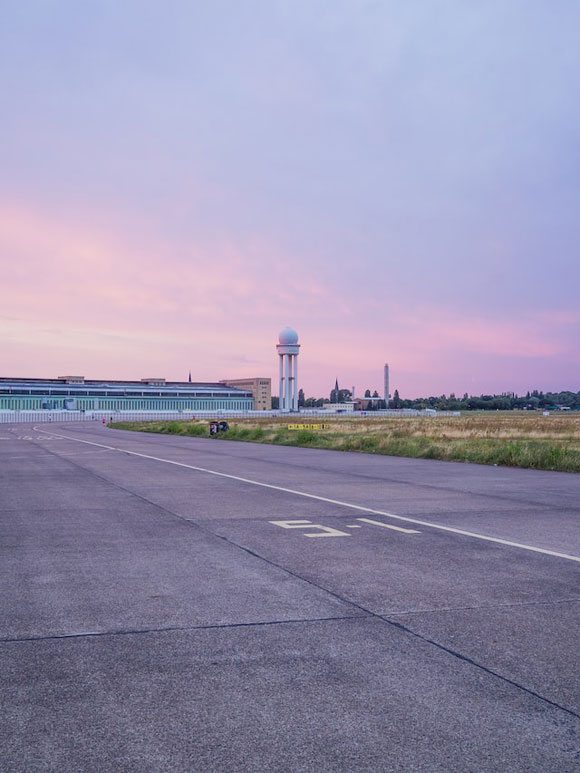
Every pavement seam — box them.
[206,532,580,722]
[22,431,580,725]
[379,614,580,722]
[17,438,385,618]
[382,598,580,615]
[22,437,381,617]
[0,614,367,644]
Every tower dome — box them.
[278,327,299,345]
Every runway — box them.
[2,421,579,771]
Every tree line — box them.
[386,389,580,411]
[272,388,580,410]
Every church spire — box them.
[188,371,192,383]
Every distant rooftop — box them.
[0,377,230,388]
[0,377,252,397]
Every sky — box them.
[1,1,579,398]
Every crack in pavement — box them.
[0,614,367,644]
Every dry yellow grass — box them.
[210,412,580,443]
[115,412,580,472]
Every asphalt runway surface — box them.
[1,421,579,772]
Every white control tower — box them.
[277,327,300,412]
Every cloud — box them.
[1,201,578,396]
[396,306,575,359]
[0,202,331,381]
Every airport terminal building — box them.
[0,376,254,413]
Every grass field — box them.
[112,412,580,473]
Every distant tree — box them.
[271,396,279,409]
[337,389,351,403]
[298,388,305,407]
[372,390,379,398]
[289,387,580,413]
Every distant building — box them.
[219,377,271,411]
[0,376,253,412]
[322,401,355,413]
[353,398,382,411]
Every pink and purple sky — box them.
[1,1,579,398]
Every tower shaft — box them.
[276,328,300,413]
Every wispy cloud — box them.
[1,3,579,396]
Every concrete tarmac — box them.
[1,421,579,771]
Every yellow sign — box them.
[287,423,331,430]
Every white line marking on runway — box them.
[32,426,580,563]
[357,518,420,534]
[57,450,110,457]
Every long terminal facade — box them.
[0,376,253,412]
